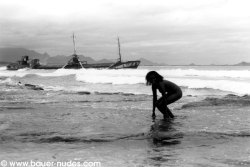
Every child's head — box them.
[145,71,163,85]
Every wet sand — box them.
[1,89,250,166]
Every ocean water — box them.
[0,65,250,167]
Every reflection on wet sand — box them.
[150,119,183,145]
[144,118,183,166]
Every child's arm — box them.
[152,85,157,118]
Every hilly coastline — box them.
[2,48,250,66]
[0,48,50,64]
[0,48,166,66]
[233,62,250,66]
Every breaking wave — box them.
[1,67,250,94]
[1,130,249,144]
[2,66,250,79]
[158,68,250,79]
[0,132,147,143]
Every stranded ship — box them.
[7,36,140,70]
[63,36,140,69]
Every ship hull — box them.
[64,61,140,69]
[7,63,29,70]
[108,61,140,69]
[7,61,140,70]
[7,63,61,70]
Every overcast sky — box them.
[1,0,250,64]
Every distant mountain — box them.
[0,61,10,66]
[233,61,250,66]
[139,58,167,66]
[95,59,113,64]
[45,55,69,65]
[46,55,99,65]
[0,48,50,64]
[0,47,165,66]
[48,56,165,66]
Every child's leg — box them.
[156,92,182,119]
[156,97,174,119]
[164,92,182,105]
[165,106,174,118]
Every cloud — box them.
[1,0,250,64]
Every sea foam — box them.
[1,67,250,94]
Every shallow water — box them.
[0,66,250,166]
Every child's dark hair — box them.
[145,71,164,85]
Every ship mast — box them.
[72,33,77,55]
[118,37,122,62]
[71,33,84,69]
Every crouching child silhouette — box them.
[146,71,182,119]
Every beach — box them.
[0,66,250,167]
